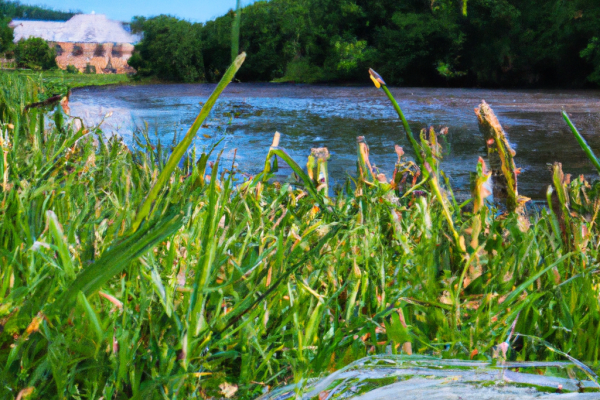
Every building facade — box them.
[10,14,140,74]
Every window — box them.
[94,44,105,57]
[111,45,122,58]
[72,45,83,56]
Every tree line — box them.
[130,0,600,87]
[0,0,77,21]
[1,0,599,87]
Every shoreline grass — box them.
[2,69,131,97]
[1,61,600,400]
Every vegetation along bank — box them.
[1,51,600,398]
[129,0,600,87]
[2,0,600,88]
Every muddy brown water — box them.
[70,83,600,199]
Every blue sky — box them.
[18,0,255,22]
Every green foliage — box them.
[581,37,600,84]
[0,0,74,58]
[129,15,205,83]
[65,64,78,74]
[0,0,77,21]
[14,37,56,70]
[84,63,96,74]
[274,56,324,83]
[437,62,467,79]
[384,313,412,345]
[231,0,241,62]
[4,69,129,100]
[127,0,600,86]
[0,16,12,55]
[1,66,600,398]
[132,52,245,231]
[333,39,370,73]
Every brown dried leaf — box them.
[219,382,238,398]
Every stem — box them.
[132,53,246,231]
[562,111,600,173]
[381,85,423,165]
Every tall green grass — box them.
[1,65,600,400]
[2,69,130,101]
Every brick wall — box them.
[52,42,135,74]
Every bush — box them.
[84,63,96,74]
[274,57,323,83]
[14,37,56,70]
[65,64,78,74]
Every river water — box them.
[70,83,600,199]
[254,355,599,399]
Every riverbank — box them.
[1,69,131,100]
[1,64,599,399]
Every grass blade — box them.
[562,110,600,173]
[132,53,246,231]
[55,208,186,310]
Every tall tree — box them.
[129,15,205,83]
[134,0,600,87]
[14,37,56,70]
[0,0,78,21]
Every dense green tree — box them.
[456,0,600,86]
[14,37,56,70]
[0,16,13,55]
[0,0,77,21]
[128,15,205,83]
[193,0,600,87]
[581,37,600,85]
[121,0,600,87]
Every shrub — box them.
[84,63,96,74]
[275,57,324,83]
[54,44,63,56]
[14,37,56,70]
[65,64,78,74]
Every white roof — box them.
[11,14,140,44]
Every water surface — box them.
[70,83,600,198]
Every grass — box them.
[1,57,600,400]
[1,69,130,101]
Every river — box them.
[69,83,600,199]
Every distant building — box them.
[9,14,140,74]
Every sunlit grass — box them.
[3,69,130,101]
[0,62,600,400]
